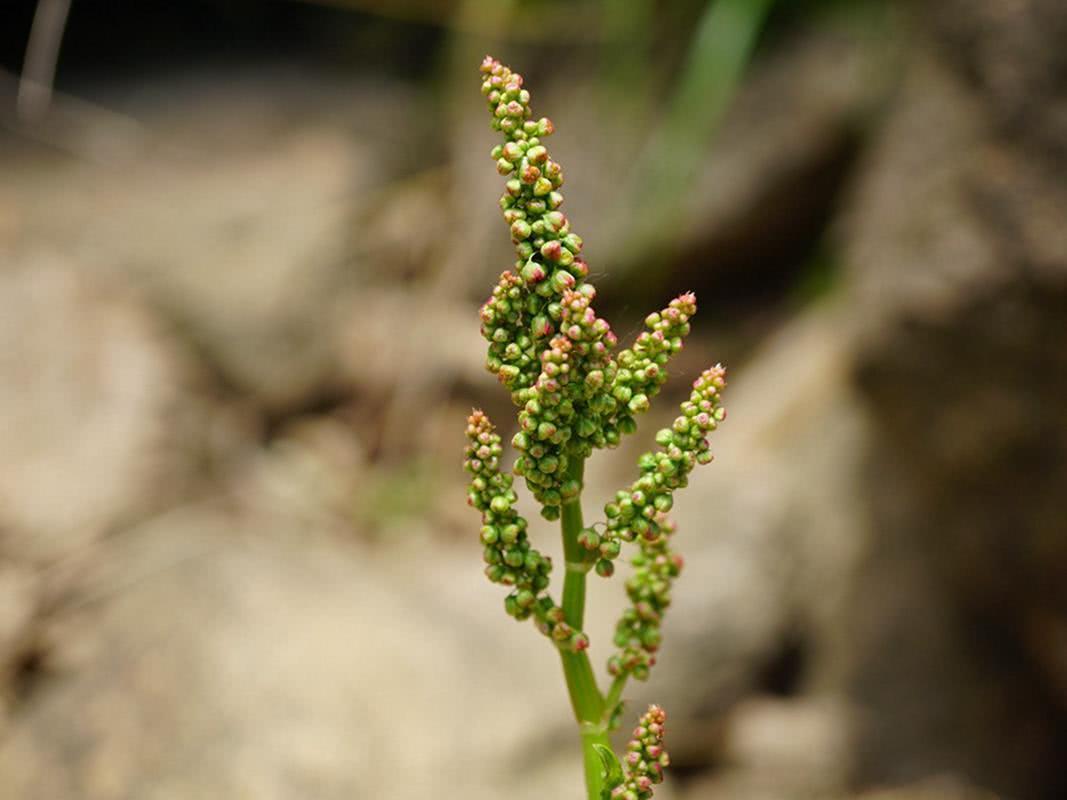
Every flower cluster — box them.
[610,705,670,800]
[605,366,727,680]
[610,293,698,425]
[478,56,701,524]
[468,56,725,799]
[478,56,602,520]
[479,55,587,401]
[511,287,620,514]
[464,410,588,652]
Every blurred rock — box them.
[233,414,368,533]
[723,697,850,780]
[0,565,38,711]
[926,0,1067,162]
[0,78,399,412]
[854,777,1000,800]
[333,287,485,421]
[665,24,887,293]
[838,5,1067,797]
[0,260,199,561]
[0,257,227,738]
[679,696,851,800]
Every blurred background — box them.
[0,1,1065,798]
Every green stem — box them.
[581,726,613,799]
[558,457,609,799]
[561,460,590,626]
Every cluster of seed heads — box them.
[609,705,670,800]
[468,56,726,759]
[609,293,699,420]
[511,287,620,513]
[464,411,587,652]
[605,365,726,678]
[480,55,597,519]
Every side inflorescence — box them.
[464,409,588,652]
[611,705,670,800]
[604,365,727,680]
[610,292,698,425]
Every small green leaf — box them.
[593,743,624,793]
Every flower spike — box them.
[608,705,671,799]
[609,292,698,430]
[604,365,726,680]
[468,57,725,799]
[464,410,587,652]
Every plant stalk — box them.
[558,457,609,799]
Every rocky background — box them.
[0,1,1064,799]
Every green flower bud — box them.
[550,269,575,293]
[531,315,552,338]
[563,233,583,253]
[504,548,525,568]
[501,524,520,545]
[628,394,650,414]
[537,421,557,440]
[502,141,522,161]
[521,260,547,284]
[511,220,532,240]
[577,529,601,551]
